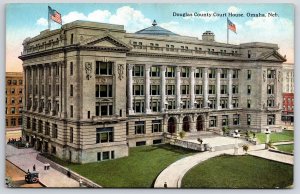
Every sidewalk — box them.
[6,144,79,187]
[154,144,292,188]
[273,141,294,146]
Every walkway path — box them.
[6,145,79,187]
[273,141,294,146]
[154,144,294,188]
[248,149,293,165]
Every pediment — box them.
[258,50,286,62]
[80,34,131,49]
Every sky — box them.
[6,3,294,72]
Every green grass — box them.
[182,155,293,188]
[275,144,294,154]
[49,144,196,188]
[256,130,294,144]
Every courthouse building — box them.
[19,20,285,163]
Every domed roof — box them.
[135,20,179,36]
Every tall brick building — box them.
[19,20,285,163]
[6,72,23,129]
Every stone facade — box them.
[19,20,285,163]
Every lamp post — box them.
[233,129,240,155]
[265,127,271,149]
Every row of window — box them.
[132,84,239,96]
[6,117,22,127]
[6,88,22,94]
[27,118,58,138]
[7,80,23,85]
[6,107,22,114]
[6,97,22,104]
[131,98,239,113]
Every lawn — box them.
[182,155,293,188]
[256,130,294,144]
[275,144,294,154]
[54,144,196,188]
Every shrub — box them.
[242,144,249,153]
[179,131,186,139]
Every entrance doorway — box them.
[182,116,190,132]
[196,115,204,131]
[168,117,176,134]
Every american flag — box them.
[227,18,236,33]
[48,6,62,25]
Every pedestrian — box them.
[79,178,83,187]
[33,164,36,171]
[67,169,71,177]
[27,169,30,173]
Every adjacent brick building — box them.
[6,72,23,129]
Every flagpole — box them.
[227,18,229,44]
[48,5,51,30]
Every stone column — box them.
[160,66,166,112]
[43,65,48,114]
[37,65,41,111]
[176,66,181,109]
[51,64,56,114]
[24,67,28,110]
[127,64,134,114]
[216,68,221,110]
[228,69,233,109]
[145,64,151,113]
[190,67,195,109]
[203,67,208,108]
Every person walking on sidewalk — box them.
[33,164,36,171]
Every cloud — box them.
[36,18,48,26]
[228,6,241,14]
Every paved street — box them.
[6,145,79,187]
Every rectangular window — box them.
[166,66,175,77]
[69,127,73,143]
[96,127,113,143]
[135,121,145,134]
[247,85,251,95]
[232,70,239,78]
[267,99,275,107]
[208,69,216,78]
[167,100,176,110]
[247,114,251,126]
[222,115,228,126]
[166,85,175,95]
[150,66,160,77]
[232,98,239,108]
[195,68,203,78]
[208,99,216,109]
[133,85,144,96]
[133,65,144,77]
[220,69,228,78]
[11,107,15,114]
[70,62,73,75]
[45,122,50,135]
[152,120,162,133]
[220,85,227,94]
[233,114,240,125]
[56,85,59,96]
[96,85,113,97]
[195,85,203,95]
[133,101,144,113]
[11,118,16,126]
[247,99,251,108]
[70,33,74,44]
[181,85,189,95]
[195,99,203,108]
[96,61,113,75]
[70,105,73,118]
[96,103,113,116]
[267,114,275,125]
[209,116,217,127]
[150,85,160,95]
[97,152,101,161]
[18,117,22,125]
[150,101,161,112]
[27,117,31,129]
[267,69,276,79]
[52,124,58,138]
[70,85,73,97]
[247,70,252,80]
[267,85,275,94]
[38,120,43,133]
[208,85,216,94]
[102,151,110,160]
[220,98,228,109]
[181,67,190,77]
[232,85,239,94]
